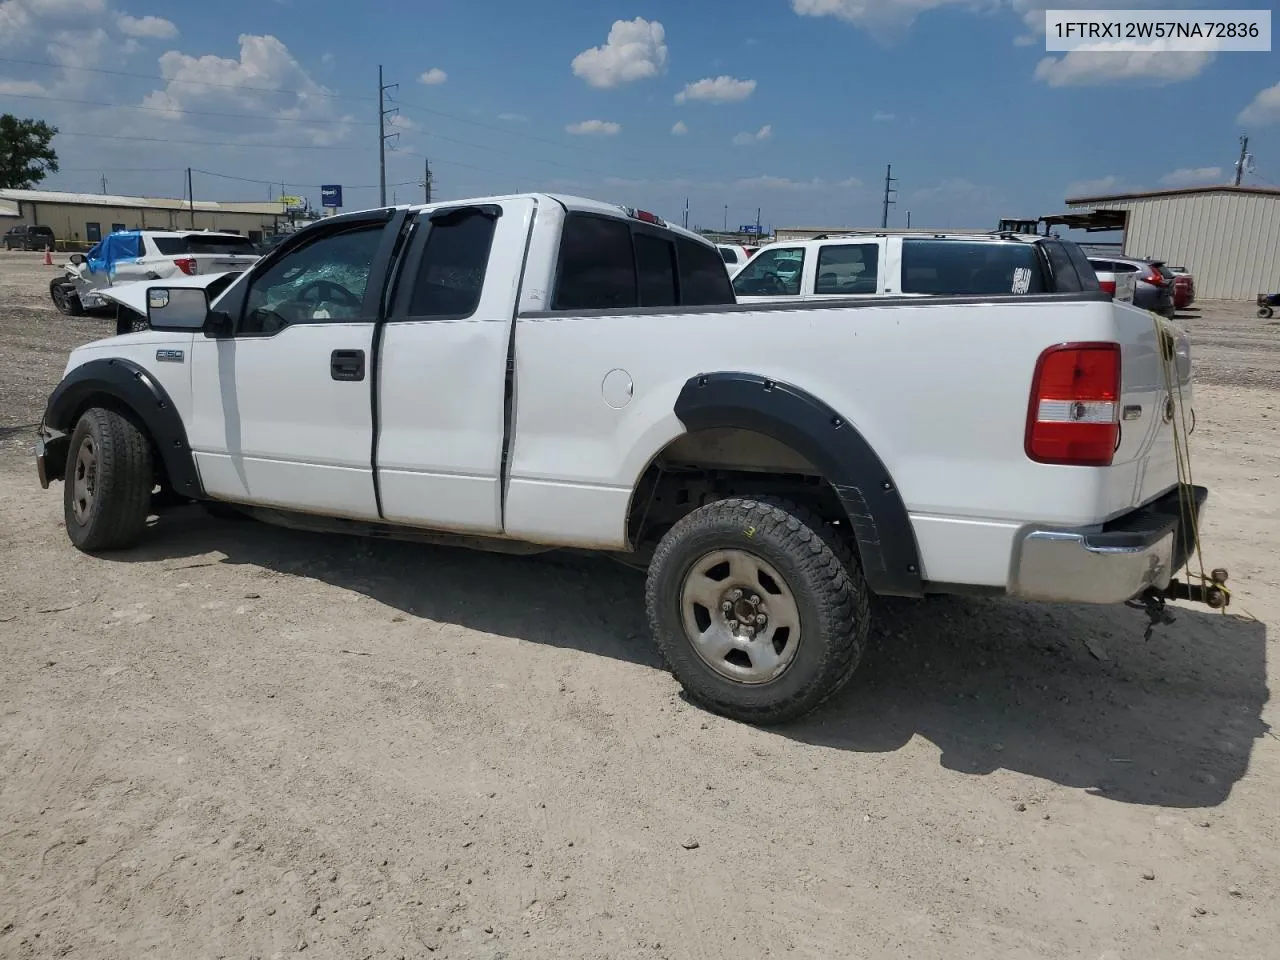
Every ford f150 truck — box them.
[34,193,1210,725]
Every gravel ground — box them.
[0,249,1277,960]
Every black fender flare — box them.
[673,372,923,598]
[42,357,205,498]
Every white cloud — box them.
[676,75,757,104]
[566,119,622,136]
[571,17,668,89]
[732,124,773,146]
[671,120,688,135]
[139,34,357,146]
[734,175,861,191]
[1239,81,1280,126]
[1160,166,1223,187]
[790,0,982,40]
[1034,49,1212,86]
[0,77,48,95]
[873,111,896,121]
[498,112,529,123]
[418,67,447,85]
[387,114,415,130]
[116,13,177,39]
[1065,175,1125,197]
[320,51,335,67]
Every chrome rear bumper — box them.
[1011,485,1207,605]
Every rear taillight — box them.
[173,257,196,275]
[1026,342,1121,467]
[1099,280,1116,296]
[1142,267,1162,286]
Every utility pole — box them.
[378,65,400,206]
[906,210,911,228]
[100,173,107,195]
[683,197,689,230]
[723,204,728,232]
[1235,135,1250,186]
[880,163,896,230]
[755,206,761,238]
[186,167,195,228]
[422,157,433,203]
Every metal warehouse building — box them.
[1052,185,1280,300]
[0,189,287,248]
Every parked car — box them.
[3,223,56,251]
[732,232,1107,303]
[716,243,755,273]
[1086,256,1175,318]
[1086,260,1137,303]
[1169,266,1196,310]
[49,229,260,315]
[34,192,1211,726]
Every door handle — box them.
[330,349,366,382]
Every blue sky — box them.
[1,0,1277,231]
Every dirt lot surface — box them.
[1,250,1277,959]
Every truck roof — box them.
[393,193,716,248]
[763,231,1046,246]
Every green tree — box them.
[0,114,59,189]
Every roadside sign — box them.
[320,184,343,208]
[279,196,303,207]
[740,224,762,234]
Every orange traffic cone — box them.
[43,246,53,266]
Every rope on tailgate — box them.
[1153,312,1230,612]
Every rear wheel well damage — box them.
[627,373,924,598]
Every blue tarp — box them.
[86,231,142,276]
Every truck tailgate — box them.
[193,255,257,274]
[1111,304,1192,515]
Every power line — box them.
[0,56,376,102]
[1,55,743,184]
[52,129,367,151]
[1,91,377,127]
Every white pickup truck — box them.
[731,232,1132,305]
[35,193,1212,725]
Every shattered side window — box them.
[241,225,384,334]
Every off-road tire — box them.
[1260,306,1274,319]
[63,407,154,551]
[645,496,870,726]
[50,279,84,316]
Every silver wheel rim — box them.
[71,436,97,524]
[679,549,802,684]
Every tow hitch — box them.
[1129,568,1231,640]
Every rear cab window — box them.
[152,235,258,255]
[815,243,879,295]
[900,240,1046,295]
[551,213,734,311]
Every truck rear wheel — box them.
[645,496,869,725]
[63,407,154,551]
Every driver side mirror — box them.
[69,253,85,266]
[146,286,214,333]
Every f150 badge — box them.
[156,349,185,363]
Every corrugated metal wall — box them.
[19,202,279,244]
[1071,193,1280,299]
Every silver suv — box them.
[1087,256,1175,317]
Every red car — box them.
[1171,267,1195,310]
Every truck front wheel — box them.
[645,496,870,725]
[63,407,154,551]
[50,279,84,316]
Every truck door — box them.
[375,197,536,534]
[186,210,405,518]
